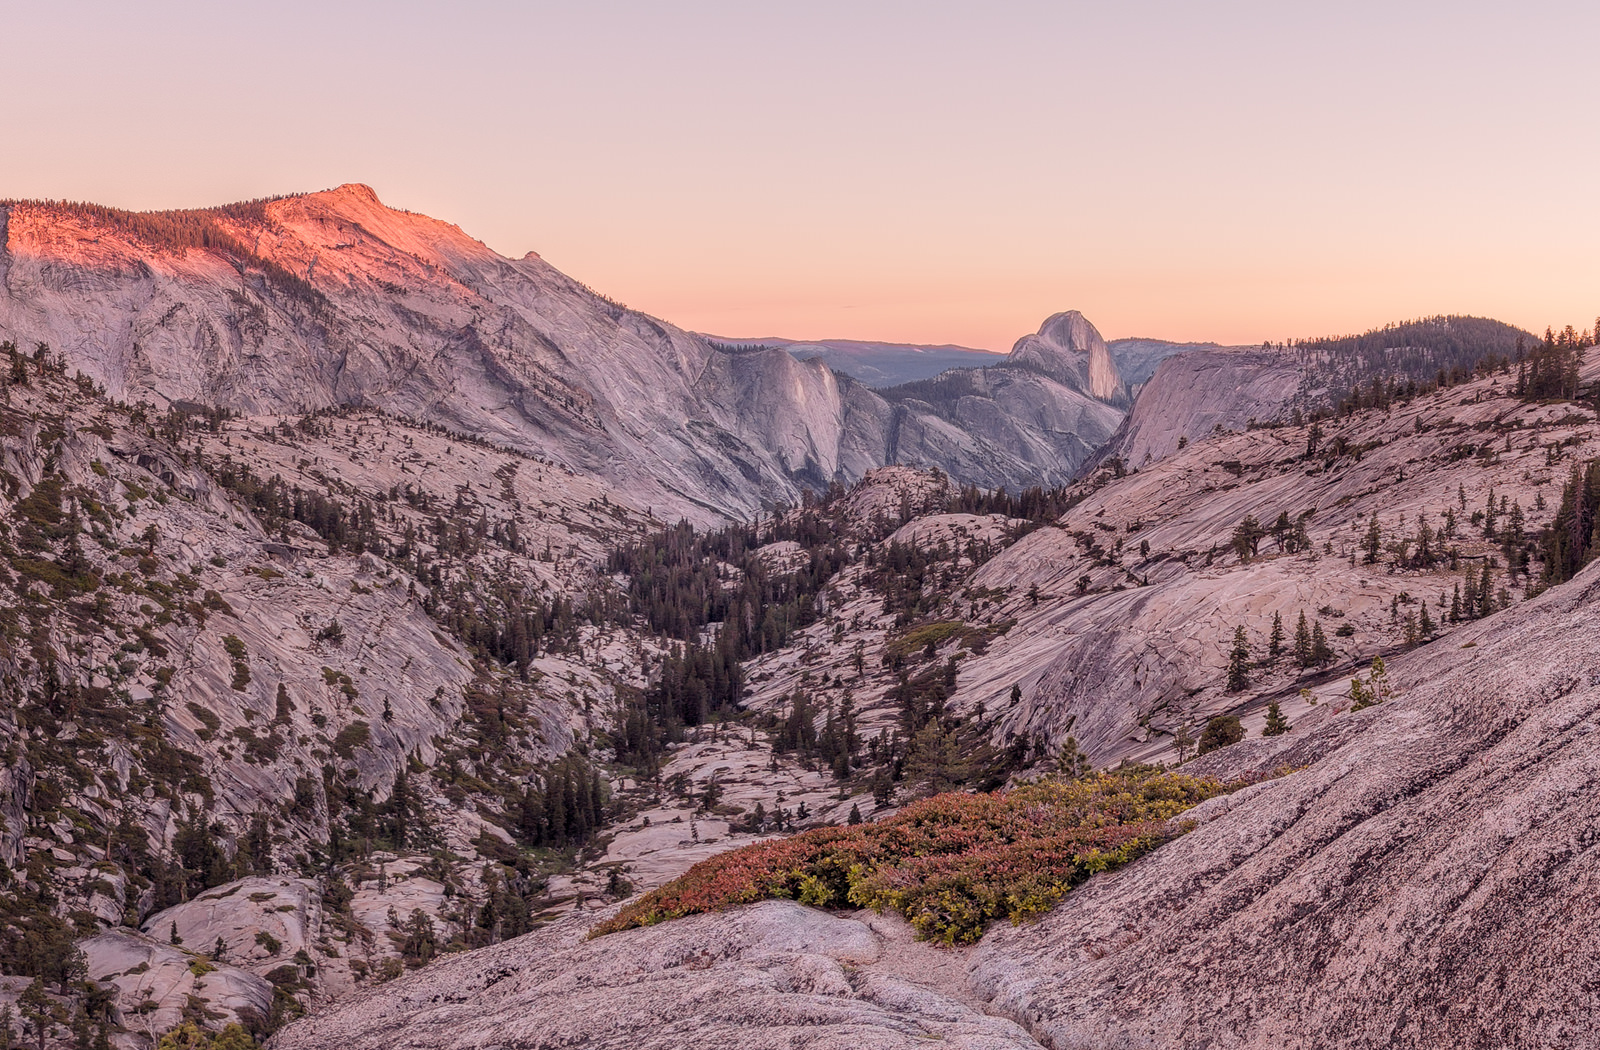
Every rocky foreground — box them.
[273,559,1600,1049]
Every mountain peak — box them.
[1007,310,1130,406]
[1034,309,1096,349]
[322,182,383,205]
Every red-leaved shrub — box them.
[593,769,1248,944]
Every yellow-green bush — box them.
[593,768,1251,945]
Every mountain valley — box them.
[0,188,1596,1050]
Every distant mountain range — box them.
[706,331,1213,390]
[0,186,1130,520]
[701,336,1005,387]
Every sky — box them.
[3,1,1598,350]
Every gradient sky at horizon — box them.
[4,1,1597,350]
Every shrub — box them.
[222,634,250,690]
[1197,715,1244,755]
[186,702,222,741]
[885,621,963,661]
[592,769,1251,945]
[331,721,370,758]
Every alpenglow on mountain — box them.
[0,186,1131,521]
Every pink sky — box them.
[3,2,1597,350]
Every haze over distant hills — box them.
[706,331,1210,390]
[701,335,1005,388]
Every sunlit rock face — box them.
[0,189,1126,522]
[1007,310,1131,408]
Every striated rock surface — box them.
[271,900,1042,1050]
[1095,347,1303,470]
[1007,311,1131,408]
[275,555,1600,1050]
[967,558,1600,1049]
[0,189,1125,520]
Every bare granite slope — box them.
[271,901,1043,1050]
[968,557,1600,1049]
[269,556,1600,1050]
[0,189,1126,520]
[1095,347,1303,470]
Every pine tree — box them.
[1352,657,1391,711]
[1231,515,1264,562]
[401,909,437,967]
[385,768,415,850]
[1226,626,1251,692]
[1418,602,1435,638]
[1414,515,1435,567]
[1268,612,1285,659]
[1197,715,1244,754]
[1369,656,1391,702]
[1272,511,1294,550]
[1310,620,1333,665]
[19,979,58,1050]
[1349,675,1375,711]
[1262,700,1290,736]
[1293,611,1313,667]
[1172,720,1196,764]
[903,723,966,796]
[847,803,862,825]
[1540,459,1600,585]
[1057,736,1091,779]
[871,767,894,806]
[1363,512,1382,564]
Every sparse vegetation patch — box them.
[594,768,1251,944]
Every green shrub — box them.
[1197,715,1244,754]
[885,621,963,660]
[222,634,250,690]
[593,769,1253,945]
[331,721,370,758]
[186,702,222,741]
